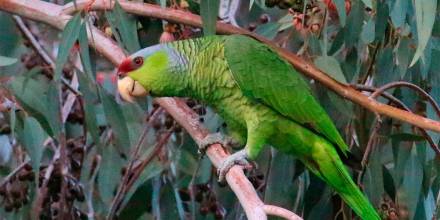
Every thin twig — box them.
[12,15,82,96]
[355,84,440,155]
[352,84,409,109]
[86,155,101,219]
[0,159,31,187]
[58,0,440,134]
[111,128,174,218]
[107,108,164,219]
[370,81,440,118]
[33,148,60,217]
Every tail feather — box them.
[301,142,380,220]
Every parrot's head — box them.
[117,44,187,102]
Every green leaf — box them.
[54,13,82,81]
[410,0,437,66]
[375,3,389,42]
[390,133,425,142]
[0,135,12,165]
[397,37,412,78]
[249,0,255,10]
[45,82,62,138]
[121,161,163,209]
[77,72,101,146]
[9,75,54,136]
[105,1,140,53]
[264,150,296,207]
[344,0,364,47]
[99,88,131,152]
[78,22,95,80]
[98,144,124,205]
[361,0,372,8]
[0,55,17,66]
[363,145,384,206]
[255,22,281,40]
[333,0,346,26]
[390,0,409,28]
[398,147,423,219]
[200,0,220,36]
[314,56,347,83]
[22,117,46,170]
[361,18,375,44]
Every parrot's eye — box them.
[133,56,143,67]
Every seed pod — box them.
[248,23,257,32]
[0,184,7,196]
[214,207,226,219]
[24,163,33,171]
[186,99,196,108]
[265,0,280,7]
[121,166,127,176]
[73,184,85,202]
[199,205,209,216]
[4,202,14,212]
[177,189,190,202]
[259,14,270,24]
[209,202,218,212]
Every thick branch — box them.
[61,0,440,133]
[0,0,303,219]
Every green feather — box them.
[223,35,349,154]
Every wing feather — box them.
[223,35,348,153]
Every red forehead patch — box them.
[117,58,134,76]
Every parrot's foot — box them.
[198,133,240,156]
[217,149,254,182]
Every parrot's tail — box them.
[300,140,380,220]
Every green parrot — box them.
[117,35,380,219]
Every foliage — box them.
[0,0,439,219]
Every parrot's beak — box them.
[117,76,149,103]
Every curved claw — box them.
[198,133,241,156]
[217,149,253,182]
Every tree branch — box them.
[60,0,440,134]
[0,0,302,219]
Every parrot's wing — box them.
[224,35,348,153]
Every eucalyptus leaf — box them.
[200,0,220,36]
[333,0,347,26]
[105,0,140,53]
[255,22,281,40]
[0,55,17,66]
[21,117,46,170]
[0,135,12,165]
[410,0,437,66]
[361,18,375,44]
[98,144,124,205]
[99,88,131,152]
[54,13,82,81]
[314,56,347,83]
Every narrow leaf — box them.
[361,18,375,44]
[333,0,346,26]
[314,56,347,83]
[98,144,124,205]
[105,0,140,53]
[200,0,220,36]
[99,88,131,152]
[410,0,437,66]
[255,22,281,40]
[22,117,46,170]
[0,136,12,165]
[0,55,17,66]
[54,13,82,81]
